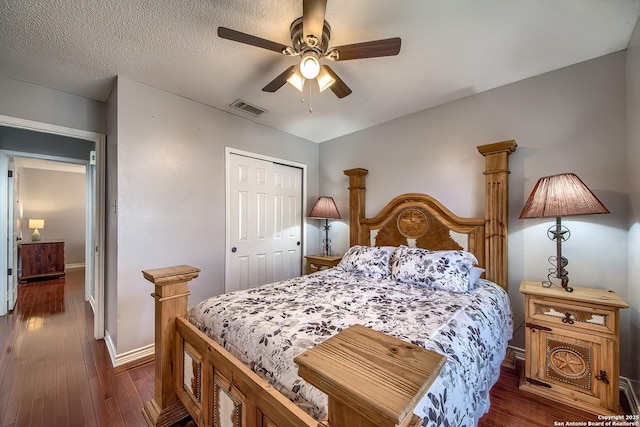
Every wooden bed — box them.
[141,141,517,427]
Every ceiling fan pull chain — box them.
[308,81,313,114]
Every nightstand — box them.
[19,241,66,283]
[304,254,341,274]
[519,280,629,415]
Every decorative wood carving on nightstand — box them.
[519,280,629,415]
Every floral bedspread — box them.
[187,268,512,426]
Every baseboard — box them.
[620,377,640,415]
[104,331,155,370]
[509,345,638,415]
[88,294,96,315]
[508,344,525,361]
[65,263,85,272]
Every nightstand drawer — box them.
[527,296,616,335]
[305,255,341,274]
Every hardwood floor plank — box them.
[105,395,126,426]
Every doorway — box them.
[0,115,105,339]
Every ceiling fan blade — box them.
[218,27,289,54]
[303,0,327,43]
[262,66,297,92]
[328,37,401,61]
[323,66,352,99]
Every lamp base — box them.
[543,218,573,292]
[321,219,333,256]
[543,279,573,292]
[31,229,41,242]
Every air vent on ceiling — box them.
[230,99,267,116]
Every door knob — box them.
[231,247,237,253]
[297,241,301,246]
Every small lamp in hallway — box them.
[28,219,44,242]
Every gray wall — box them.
[108,77,320,354]
[0,75,106,134]
[20,168,86,264]
[320,51,635,379]
[626,18,640,394]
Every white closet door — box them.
[227,154,302,292]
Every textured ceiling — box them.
[1,0,639,142]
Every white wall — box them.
[110,77,320,355]
[626,18,640,392]
[21,168,86,264]
[320,52,635,379]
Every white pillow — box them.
[391,246,477,293]
[468,267,485,290]
[337,245,391,279]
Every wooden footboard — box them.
[142,265,440,427]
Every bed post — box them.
[477,141,517,291]
[344,168,369,246]
[141,265,201,427]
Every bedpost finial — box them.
[477,140,517,156]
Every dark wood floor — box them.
[0,271,628,426]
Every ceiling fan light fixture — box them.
[287,69,305,92]
[299,52,320,79]
[316,67,335,92]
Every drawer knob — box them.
[562,312,575,325]
[596,370,609,384]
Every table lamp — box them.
[308,196,341,256]
[29,219,45,242]
[519,173,609,292]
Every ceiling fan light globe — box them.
[316,68,335,92]
[287,70,305,92]
[300,53,320,79]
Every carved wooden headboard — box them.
[344,141,516,291]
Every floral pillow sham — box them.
[336,245,391,279]
[390,246,478,293]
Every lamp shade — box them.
[519,173,609,219]
[28,219,45,229]
[308,197,341,219]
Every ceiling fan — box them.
[217,0,401,99]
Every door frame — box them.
[224,147,307,292]
[0,114,106,340]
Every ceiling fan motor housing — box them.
[290,17,331,54]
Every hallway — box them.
[0,270,153,426]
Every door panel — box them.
[227,154,303,293]
[271,162,302,282]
